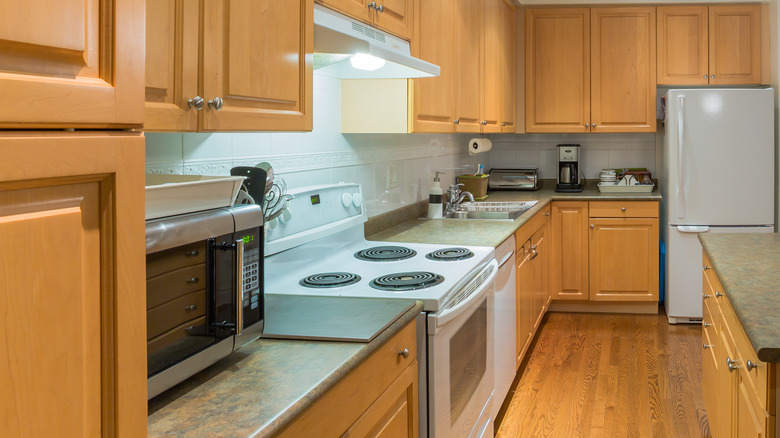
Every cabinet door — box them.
[145,0,200,132]
[709,5,762,85]
[719,325,737,438]
[201,0,313,131]
[499,0,517,133]
[550,202,589,300]
[342,361,418,437]
[591,7,656,133]
[516,247,533,368]
[454,0,483,133]
[703,331,719,438]
[525,8,590,133]
[318,0,372,23]
[0,133,146,438]
[373,0,414,41]
[736,372,768,438]
[0,0,143,128]
[588,218,659,301]
[481,0,502,134]
[531,224,547,330]
[657,6,709,85]
[410,0,455,133]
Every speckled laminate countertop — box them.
[699,234,780,363]
[368,180,661,246]
[147,299,423,437]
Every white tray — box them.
[145,174,246,220]
[597,182,655,193]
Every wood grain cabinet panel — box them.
[481,0,502,134]
[372,0,414,41]
[525,8,590,133]
[318,0,372,23]
[709,5,762,85]
[144,0,200,131]
[550,201,589,300]
[657,6,709,85]
[515,240,534,368]
[0,133,146,438]
[499,0,517,133]
[588,218,659,302]
[591,7,656,133]
[0,0,144,128]
[454,0,483,133]
[410,0,455,133]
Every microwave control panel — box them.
[242,247,261,310]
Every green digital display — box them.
[242,235,254,244]
[311,194,320,205]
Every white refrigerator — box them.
[662,88,775,324]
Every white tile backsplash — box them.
[146,74,659,217]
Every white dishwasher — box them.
[491,235,516,421]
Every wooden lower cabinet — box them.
[0,133,146,437]
[702,252,775,438]
[276,318,418,437]
[515,205,549,368]
[550,201,589,300]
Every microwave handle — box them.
[234,238,244,336]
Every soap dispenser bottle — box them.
[428,171,444,219]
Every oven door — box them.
[428,259,497,438]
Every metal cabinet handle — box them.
[585,123,589,128]
[528,244,539,260]
[704,75,708,79]
[501,122,506,127]
[398,348,410,358]
[746,360,758,371]
[703,293,711,299]
[184,325,195,333]
[481,120,488,125]
[727,357,739,372]
[703,343,711,349]
[545,212,550,216]
[188,96,205,110]
[621,207,626,212]
[702,321,712,328]
[715,291,723,298]
[376,4,384,12]
[454,119,460,125]
[185,304,197,311]
[711,75,715,79]
[703,265,711,271]
[186,277,199,284]
[208,97,224,110]
[590,224,594,229]
[185,250,199,257]
[368,1,376,9]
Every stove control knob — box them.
[278,208,293,225]
[341,192,353,208]
[352,193,363,208]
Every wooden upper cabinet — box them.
[454,0,483,133]
[0,0,144,128]
[317,0,413,41]
[145,0,200,132]
[410,0,455,133]
[499,0,517,133]
[657,6,709,85]
[200,0,313,131]
[481,0,502,134]
[709,5,762,85]
[525,8,590,133]
[372,0,414,41]
[591,7,656,133]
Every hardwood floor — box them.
[496,310,711,438]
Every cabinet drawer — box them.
[147,241,206,278]
[702,270,721,330]
[147,316,207,355]
[277,318,418,437]
[147,290,206,340]
[147,264,207,309]
[515,204,549,247]
[589,201,658,218]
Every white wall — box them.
[487,133,657,180]
[146,75,481,217]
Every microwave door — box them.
[234,226,264,349]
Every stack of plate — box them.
[599,169,617,185]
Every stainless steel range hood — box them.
[313,4,440,79]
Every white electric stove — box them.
[264,183,497,438]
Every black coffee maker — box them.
[556,144,584,192]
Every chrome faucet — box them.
[445,184,475,215]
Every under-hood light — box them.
[350,53,386,71]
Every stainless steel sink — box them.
[444,201,538,220]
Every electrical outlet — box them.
[387,164,398,189]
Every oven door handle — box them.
[430,259,498,331]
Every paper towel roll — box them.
[468,138,492,155]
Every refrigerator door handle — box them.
[677,95,686,219]
[677,225,710,233]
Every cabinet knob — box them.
[703,343,711,350]
[703,293,711,299]
[480,120,487,125]
[377,4,384,12]
[185,304,197,311]
[711,75,715,79]
[715,290,723,298]
[727,357,739,372]
[209,97,224,110]
[702,321,712,328]
[585,123,589,128]
[186,277,199,284]
[703,265,711,271]
[398,348,410,359]
[454,119,460,125]
[501,122,506,127]
[746,360,758,371]
[544,212,550,216]
[621,207,626,212]
[188,96,205,110]
[704,75,708,79]
[590,224,594,229]
[185,250,199,257]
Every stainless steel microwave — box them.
[145,205,264,399]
